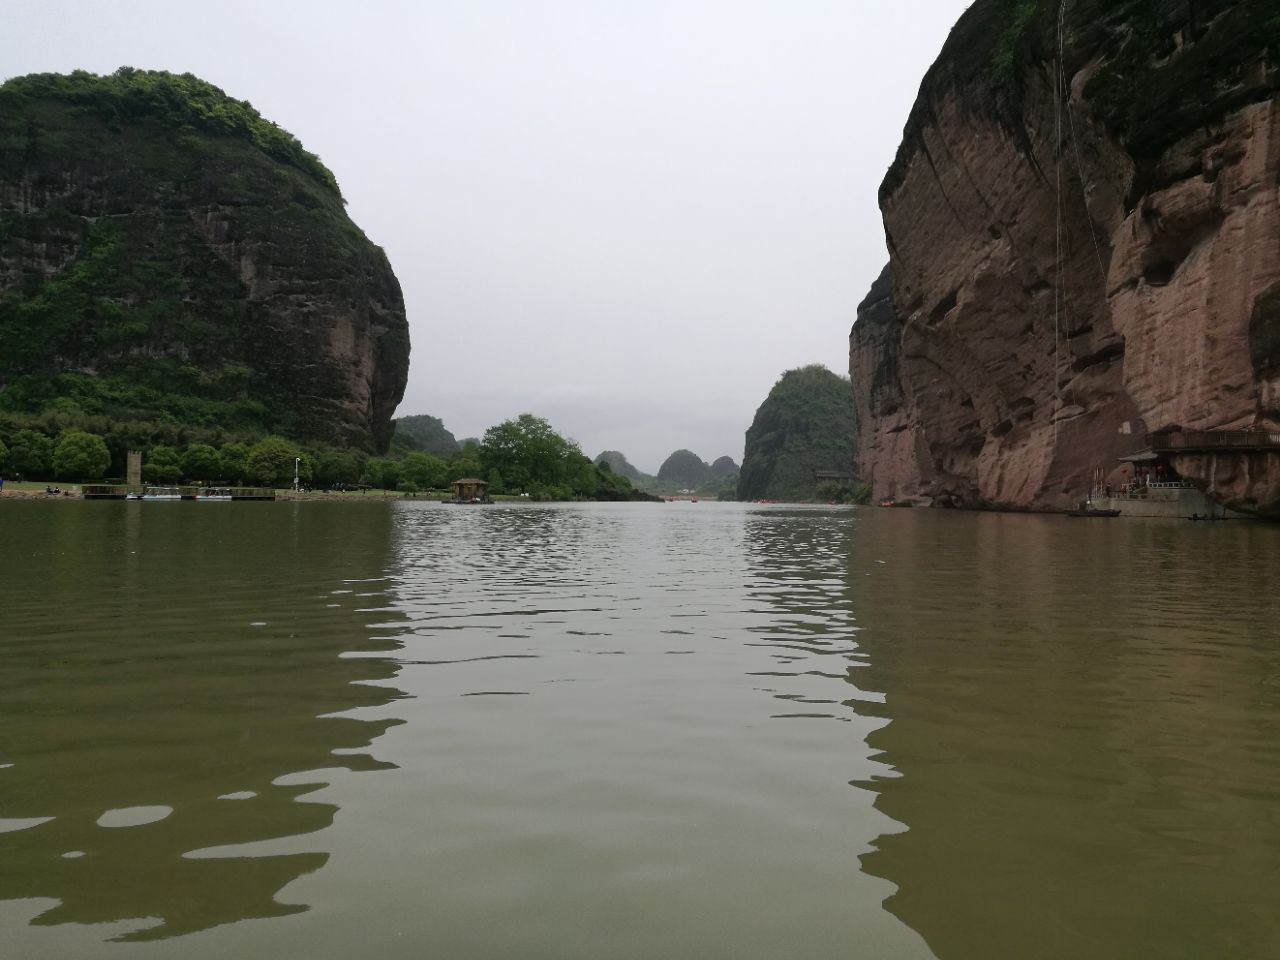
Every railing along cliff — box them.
[1149,430,1280,453]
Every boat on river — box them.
[115,485,274,501]
[128,486,182,501]
[1065,506,1121,518]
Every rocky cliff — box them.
[0,69,409,451]
[738,364,855,501]
[851,0,1280,514]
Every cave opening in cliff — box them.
[1143,260,1177,286]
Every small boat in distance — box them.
[1065,502,1121,517]
[195,487,232,501]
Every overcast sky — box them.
[2,0,968,471]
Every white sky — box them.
[1,0,969,471]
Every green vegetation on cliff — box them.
[1079,0,1280,160]
[737,365,855,502]
[883,0,1280,201]
[0,68,339,193]
[0,68,408,453]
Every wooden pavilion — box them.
[451,478,490,503]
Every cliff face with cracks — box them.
[0,69,409,451]
[851,0,1280,515]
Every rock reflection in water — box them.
[740,509,871,720]
[848,511,1280,960]
[0,502,405,942]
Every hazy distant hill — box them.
[391,414,460,454]
[709,456,739,477]
[594,450,642,481]
[658,449,711,488]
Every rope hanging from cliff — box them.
[1053,0,1065,444]
[1059,0,1108,286]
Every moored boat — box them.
[128,485,182,501]
[1065,506,1121,517]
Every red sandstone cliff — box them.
[851,0,1280,515]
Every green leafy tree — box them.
[448,456,482,483]
[565,452,599,497]
[592,463,638,501]
[219,442,249,483]
[479,414,584,494]
[142,463,182,483]
[53,429,111,480]
[8,429,55,478]
[0,437,8,472]
[181,443,221,482]
[400,452,448,491]
[360,457,400,491]
[314,449,363,487]
[143,444,183,483]
[245,435,307,487]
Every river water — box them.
[1,501,1277,958]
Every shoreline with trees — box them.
[0,412,660,503]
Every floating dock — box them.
[81,485,276,501]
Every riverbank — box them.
[0,483,657,504]
[0,482,81,500]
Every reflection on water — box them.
[848,511,1280,960]
[739,510,877,719]
[368,503,926,959]
[2,501,1278,957]
[0,502,404,942]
